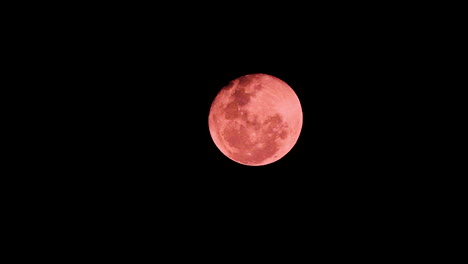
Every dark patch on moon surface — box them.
[224,102,239,120]
[237,75,254,87]
[223,124,250,150]
[233,88,251,106]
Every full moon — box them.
[208,73,303,166]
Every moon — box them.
[208,73,303,166]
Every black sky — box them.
[59,1,434,214]
[30,4,445,253]
[81,9,425,186]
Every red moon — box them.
[208,73,303,166]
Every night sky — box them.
[87,20,418,194]
[64,5,433,250]
[17,4,446,258]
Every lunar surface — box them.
[208,73,303,166]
